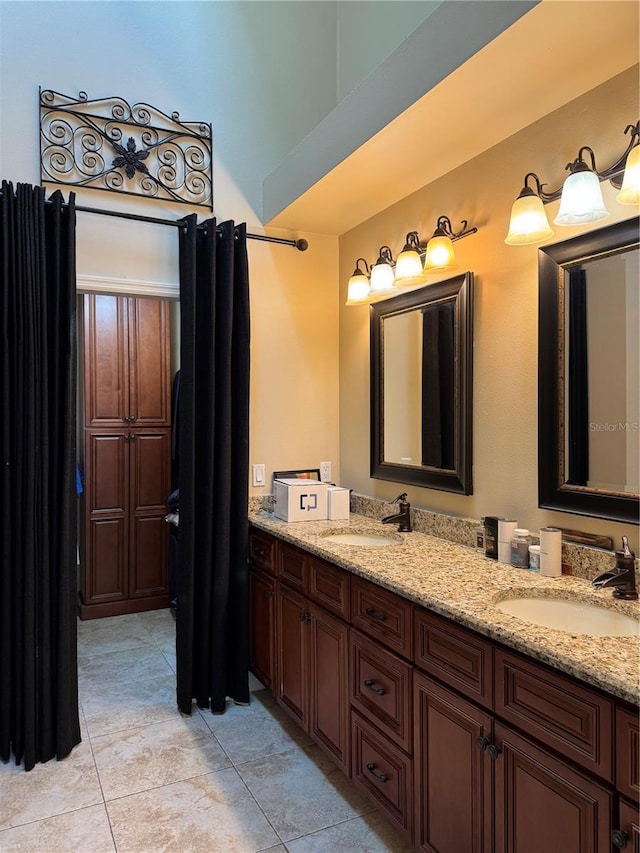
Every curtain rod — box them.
[0,190,308,251]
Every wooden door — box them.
[494,722,612,853]
[249,568,276,690]
[276,582,309,729]
[413,672,493,853]
[127,298,171,426]
[616,799,640,852]
[309,602,349,772]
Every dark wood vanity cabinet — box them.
[248,528,277,690]
[248,525,639,852]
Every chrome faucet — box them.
[381,493,412,532]
[592,537,638,600]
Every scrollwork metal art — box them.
[40,88,213,209]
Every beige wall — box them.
[339,66,640,551]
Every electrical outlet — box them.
[320,461,332,483]
[252,463,266,487]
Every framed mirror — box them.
[538,217,640,523]
[370,272,473,494]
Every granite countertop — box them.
[249,510,640,706]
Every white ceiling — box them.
[266,0,640,236]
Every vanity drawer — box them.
[616,705,640,802]
[351,710,413,840]
[308,556,350,620]
[350,629,412,753]
[278,541,308,592]
[248,527,276,575]
[414,608,493,710]
[495,648,614,781]
[351,576,413,658]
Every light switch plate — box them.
[320,461,332,483]
[252,463,266,487]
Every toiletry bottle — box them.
[476,518,485,551]
[528,544,541,572]
[510,529,531,568]
[540,527,562,577]
[498,519,518,563]
[484,517,500,560]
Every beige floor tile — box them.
[80,672,179,739]
[78,644,174,692]
[199,690,313,766]
[77,614,157,655]
[0,804,116,853]
[237,744,374,842]
[248,671,265,692]
[0,740,102,831]
[92,713,231,800]
[106,767,281,853]
[285,811,414,851]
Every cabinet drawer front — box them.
[249,528,276,575]
[414,608,493,709]
[351,576,412,658]
[350,630,412,753]
[495,649,614,781]
[351,711,413,839]
[278,542,307,592]
[308,556,350,619]
[617,706,640,802]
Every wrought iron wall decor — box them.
[40,88,213,209]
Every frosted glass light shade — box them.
[617,144,640,205]
[394,249,423,281]
[369,261,396,293]
[505,192,554,245]
[554,170,609,225]
[345,272,370,305]
[423,235,457,272]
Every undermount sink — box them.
[321,532,400,547]
[495,595,640,637]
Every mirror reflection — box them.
[371,272,473,494]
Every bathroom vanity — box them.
[248,512,639,853]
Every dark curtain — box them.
[0,181,80,770]
[567,268,589,485]
[176,216,250,714]
[422,301,455,469]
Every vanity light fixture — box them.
[369,246,396,295]
[423,216,477,273]
[394,231,425,283]
[505,120,640,246]
[345,258,371,305]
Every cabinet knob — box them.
[365,607,387,622]
[487,743,502,760]
[253,547,266,558]
[364,679,386,696]
[612,830,630,849]
[476,736,490,752]
[299,612,311,623]
[366,762,388,783]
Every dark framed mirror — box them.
[538,216,640,523]
[370,272,473,494]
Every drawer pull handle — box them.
[476,736,490,752]
[299,612,311,623]
[253,547,266,557]
[612,830,629,849]
[366,762,388,783]
[365,607,387,622]
[364,679,386,696]
[487,744,501,760]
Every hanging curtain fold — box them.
[0,181,80,770]
[176,215,250,714]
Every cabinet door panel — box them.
[128,298,171,426]
[309,603,349,772]
[494,722,612,853]
[84,517,128,603]
[249,569,276,690]
[131,431,171,512]
[83,295,129,426]
[86,432,128,514]
[130,515,168,598]
[249,528,277,576]
[351,575,412,657]
[278,542,307,593]
[308,557,350,620]
[414,672,493,853]
[276,583,308,728]
[617,706,640,803]
[618,799,640,853]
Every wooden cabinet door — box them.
[83,295,171,427]
[276,583,309,729]
[414,672,493,853]
[249,568,276,690]
[82,430,129,604]
[128,430,170,598]
[616,799,640,852]
[494,721,613,853]
[309,602,349,773]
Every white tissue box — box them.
[327,486,350,520]
[273,479,328,522]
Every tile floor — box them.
[0,610,413,852]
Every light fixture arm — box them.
[434,215,478,242]
[351,257,371,276]
[518,119,640,205]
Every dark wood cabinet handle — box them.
[476,736,490,752]
[364,679,386,696]
[612,830,629,849]
[366,762,388,783]
[129,432,136,441]
[487,744,501,760]
[267,590,274,599]
[365,607,387,622]
[253,547,266,557]
[299,612,311,623]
